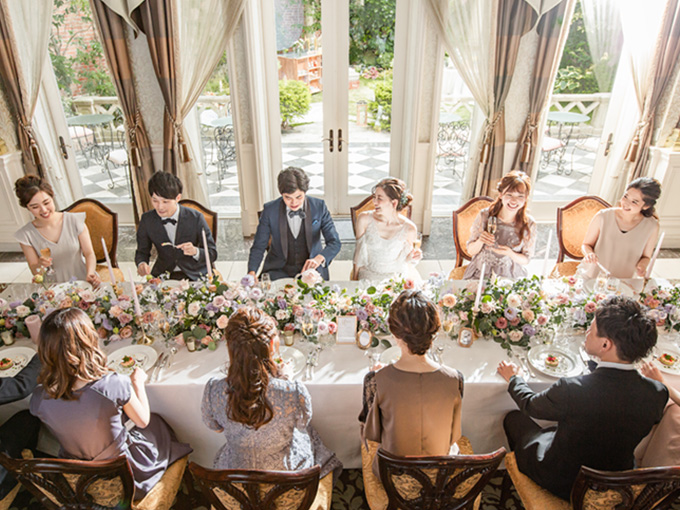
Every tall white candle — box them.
[542,230,552,278]
[127,269,142,316]
[474,262,486,310]
[101,237,116,284]
[645,231,665,279]
[202,229,213,279]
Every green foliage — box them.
[349,0,396,68]
[279,80,311,129]
[554,1,599,94]
[204,52,231,95]
[369,79,392,131]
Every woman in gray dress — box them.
[14,176,100,285]
[464,171,537,280]
[201,307,342,481]
[30,308,191,498]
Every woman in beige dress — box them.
[359,290,464,476]
[581,178,661,279]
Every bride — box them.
[353,178,422,281]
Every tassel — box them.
[624,135,640,163]
[520,140,532,163]
[130,146,141,168]
[30,142,42,168]
[178,135,191,163]
[480,142,490,164]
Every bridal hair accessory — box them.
[399,191,409,207]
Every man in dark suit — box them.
[498,296,668,501]
[135,172,217,281]
[0,354,41,498]
[248,167,341,281]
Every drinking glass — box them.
[487,216,497,235]
[413,233,422,251]
[260,273,272,294]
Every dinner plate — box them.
[50,281,92,294]
[278,346,305,374]
[107,345,159,376]
[380,346,402,366]
[653,344,680,375]
[527,345,582,378]
[0,346,36,378]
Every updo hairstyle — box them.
[15,175,54,208]
[373,178,413,211]
[388,290,441,355]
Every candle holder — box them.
[138,322,154,346]
[458,310,477,348]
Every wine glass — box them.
[40,247,55,281]
[487,217,497,248]
[260,273,272,294]
[413,233,422,250]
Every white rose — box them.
[188,301,201,316]
[275,310,288,320]
[301,269,322,286]
[509,330,523,342]
[507,294,522,309]
[15,305,30,318]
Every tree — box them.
[553,1,598,94]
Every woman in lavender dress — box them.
[201,307,342,496]
[30,308,191,498]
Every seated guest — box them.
[30,308,192,498]
[353,178,422,281]
[635,361,680,468]
[202,307,342,483]
[464,171,536,280]
[248,167,341,281]
[498,296,667,501]
[581,177,661,279]
[14,176,100,285]
[0,354,41,499]
[360,290,464,476]
[136,172,217,281]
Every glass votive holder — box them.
[283,331,295,346]
[186,338,196,352]
[1,331,15,346]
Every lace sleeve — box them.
[353,230,368,268]
[358,371,378,424]
[521,217,538,258]
[466,209,488,249]
[201,378,222,431]
[294,381,313,430]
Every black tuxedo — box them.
[135,206,218,281]
[0,355,41,498]
[505,367,668,500]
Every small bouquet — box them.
[640,284,680,332]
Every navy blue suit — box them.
[248,196,341,280]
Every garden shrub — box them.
[369,80,392,131]
[279,80,311,129]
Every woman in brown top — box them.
[360,290,464,475]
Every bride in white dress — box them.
[353,178,423,281]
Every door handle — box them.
[322,129,333,152]
[58,136,69,160]
[337,128,346,152]
[604,133,613,156]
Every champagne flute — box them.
[260,273,272,294]
[413,233,422,251]
[40,248,55,276]
[487,217,497,247]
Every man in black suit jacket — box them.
[248,167,341,281]
[135,172,217,281]
[498,296,668,501]
[0,354,41,498]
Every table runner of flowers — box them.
[1,271,679,352]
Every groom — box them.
[248,167,341,281]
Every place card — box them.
[336,316,357,345]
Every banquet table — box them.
[1,279,677,471]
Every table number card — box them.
[336,316,357,345]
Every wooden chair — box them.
[449,196,493,279]
[179,198,218,241]
[350,195,412,237]
[504,451,680,510]
[551,195,610,278]
[63,198,123,283]
[188,462,329,510]
[0,452,188,510]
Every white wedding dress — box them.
[354,217,418,281]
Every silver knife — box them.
[151,353,168,383]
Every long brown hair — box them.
[625,177,661,219]
[487,170,532,241]
[38,308,109,401]
[225,307,278,429]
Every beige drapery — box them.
[0,0,53,177]
[133,0,246,204]
[512,0,576,174]
[90,0,156,222]
[625,0,680,180]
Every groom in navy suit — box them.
[248,167,341,281]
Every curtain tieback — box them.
[520,121,539,164]
[18,120,42,170]
[624,121,647,163]
[165,106,191,163]
[480,109,504,164]
[126,110,143,168]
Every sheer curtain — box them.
[580,0,623,92]
[0,0,53,177]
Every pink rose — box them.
[310,308,324,321]
[174,334,185,346]
[118,313,133,325]
[567,276,577,287]
[212,296,226,308]
[119,326,133,339]
[537,314,548,326]
[459,311,468,322]
[556,294,569,305]
[201,336,212,346]
[97,327,108,339]
[328,321,337,334]
[441,294,457,308]
[216,315,229,329]
[300,269,322,286]
[584,302,597,314]
[142,311,155,324]
[109,305,123,318]
[521,309,535,322]
[495,317,508,329]
[509,317,520,327]
[481,301,494,314]
[404,279,415,290]
[509,330,523,342]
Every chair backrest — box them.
[377,447,506,510]
[63,198,119,266]
[571,464,680,510]
[556,195,610,262]
[350,195,412,237]
[452,196,493,267]
[188,462,320,510]
[179,199,218,241]
[0,452,134,510]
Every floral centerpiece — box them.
[0,297,34,341]
[640,284,680,333]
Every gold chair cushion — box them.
[560,199,608,260]
[311,472,333,510]
[580,484,645,510]
[504,452,570,510]
[448,265,467,280]
[134,455,188,510]
[549,261,580,278]
[0,482,20,510]
[68,202,115,262]
[362,440,388,510]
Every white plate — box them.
[107,345,158,376]
[0,346,36,378]
[50,281,92,294]
[653,345,680,375]
[380,346,402,365]
[278,346,305,374]
[527,345,582,378]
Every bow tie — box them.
[288,209,306,219]
[161,218,177,225]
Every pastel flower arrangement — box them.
[347,278,414,335]
[639,284,680,332]
[260,283,304,330]
[92,289,142,345]
[0,297,35,340]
